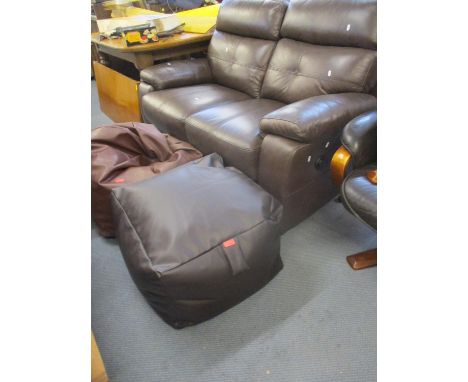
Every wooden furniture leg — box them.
[92,333,108,382]
[331,145,352,185]
[346,248,377,270]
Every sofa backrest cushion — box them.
[216,0,288,40]
[208,0,288,98]
[261,39,377,104]
[261,0,377,104]
[281,0,377,50]
[208,32,277,98]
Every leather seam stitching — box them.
[282,144,310,194]
[185,119,261,153]
[259,138,309,196]
[361,58,376,91]
[281,164,329,199]
[110,192,161,278]
[262,117,311,142]
[159,218,269,274]
[210,55,266,71]
[266,66,364,88]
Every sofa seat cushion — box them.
[141,84,251,141]
[185,98,284,180]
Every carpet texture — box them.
[91,80,377,382]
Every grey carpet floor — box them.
[91,80,377,382]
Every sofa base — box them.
[279,175,337,233]
[258,134,340,233]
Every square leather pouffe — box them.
[111,153,283,329]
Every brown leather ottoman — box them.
[111,154,283,329]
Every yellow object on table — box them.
[124,6,162,16]
[176,4,220,34]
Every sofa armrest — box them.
[341,110,377,168]
[140,58,213,90]
[260,93,377,143]
[139,82,155,100]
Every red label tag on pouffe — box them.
[114,178,125,184]
[223,238,236,248]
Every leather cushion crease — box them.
[141,84,250,141]
[186,99,285,180]
[261,39,377,104]
[91,122,202,237]
[208,31,278,98]
[206,0,288,98]
[111,154,284,329]
[140,58,213,91]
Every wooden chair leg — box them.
[346,248,377,270]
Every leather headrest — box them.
[281,0,377,50]
[216,0,289,41]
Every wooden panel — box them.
[93,61,142,123]
[92,333,108,382]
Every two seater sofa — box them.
[139,0,377,231]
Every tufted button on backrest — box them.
[208,0,289,98]
[261,0,377,104]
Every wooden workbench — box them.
[91,31,212,70]
[92,30,213,122]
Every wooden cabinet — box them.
[93,61,142,123]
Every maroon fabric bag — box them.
[91,122,202,237]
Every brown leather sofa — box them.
[139,0,377,232]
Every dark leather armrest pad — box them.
[138,82,155,99]
[342,110,377,167]
[140,58,213,90]
[260,93,377,143]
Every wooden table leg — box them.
[347,248,377,270]
[134,53,155,70]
